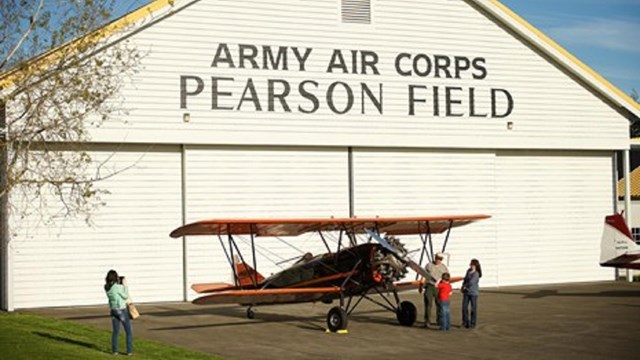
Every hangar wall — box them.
[3,0,629,308]
[183,146,350,300]
[7,146,614,308]
[495,151,613,285]
[9,145,184,308]
[88,0,628,149]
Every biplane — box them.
[600,213,640,270]
[170,215,490,332]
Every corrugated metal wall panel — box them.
[352,148,499,287]
[10,146,183,308]
[184,146,349,300]
[495,151,614,286]
[85,0,627,150]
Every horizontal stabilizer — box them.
[191,283,235,294]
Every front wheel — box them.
[326,306,348,332]
[396,301,417,326]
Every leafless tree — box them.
[0,0,142,225]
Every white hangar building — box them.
[2,0,639,310]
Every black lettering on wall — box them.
[327,81,354,114]
[211,43,235,68]
[445,86,464,117]
[292,47,313,71]
[238,44,259,69]
[434,55,452,79]
[413,54,432,77]
[469,87,487,117]
[408,85,427,116]
[472,58,487,80]
[361,83,383,114]
[360,51,380,75]
[268,79,291,112]
[237,78,262,111]
[433,86,440,117]
[263,46,288,70]
[395,53,412,76]
[298,80,320,114]
[212,76,234,110]
[180,75,204,109]
[327,50,348,73]
[491,88,514,118]
[454,56,471,79]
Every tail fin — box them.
[233,256,265,287]
[600,214,640,267]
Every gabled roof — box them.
[617,167,640,199]
[474,0,639,120]
[1,0,639,120]
[0,0,179,90]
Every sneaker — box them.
[112,353,119,356]
[127,353,133,356]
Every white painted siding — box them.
[495,151,614,285]
[86,0,628,150]
[10,146,183,308]
[183,146,349,300]
[352,148,498,287]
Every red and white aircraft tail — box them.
[600,214,640,270]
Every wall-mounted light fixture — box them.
[183,113,191,123]
[507,121,514,130]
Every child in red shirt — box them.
[437,273,452,331]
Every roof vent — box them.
[342,0,371,24]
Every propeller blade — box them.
[366,230,431,279]
[366,229,401,256]
[407,260,431,279]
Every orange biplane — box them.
[170,215,489,332]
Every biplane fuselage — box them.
[193,243,397,306]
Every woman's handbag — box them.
[126,298,140,320]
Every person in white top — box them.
[419,253,448,327]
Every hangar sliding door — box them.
[10,145,183,308]
[352,148,499,287]
[495,151,614,286]
[184,146,349,300]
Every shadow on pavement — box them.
[483,289,640,299]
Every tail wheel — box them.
[327,306,348,332]
[396,301,417,326]
[246,308,255,319]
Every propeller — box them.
[366,229,431,280]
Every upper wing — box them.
[170,215,490,238]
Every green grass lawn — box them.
[0,312,220,359]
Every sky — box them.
[117,0,640,96]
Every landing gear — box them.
[246,307,255,319]
[396,301,417,326]
[326,306,348,332]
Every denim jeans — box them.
[110,308,133,354]
[462,294,478,328]
[439,301,450,330]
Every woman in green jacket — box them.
[104,270,133,355]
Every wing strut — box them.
[227,225,238,287]
[441,220,454,253]
[250,224,259,286]
[318,231,332,254]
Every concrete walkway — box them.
[29,281,640,359]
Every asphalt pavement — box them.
[29,281,640,359]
